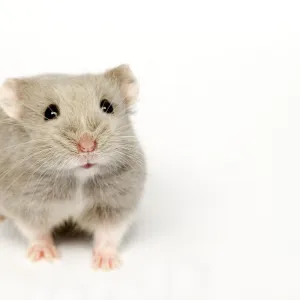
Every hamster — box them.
[0,64,146,270]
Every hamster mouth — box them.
[81,163,95,169]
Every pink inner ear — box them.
[122,82,139,105]
[0,80,21,119]
[105,64,139,105]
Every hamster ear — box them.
[105,64,139,106]
[0,79,22,119]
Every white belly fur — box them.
[48,182,87,225]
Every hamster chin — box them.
[74,163,101,181]
[69,153,113,180]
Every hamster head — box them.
[0,64,140,178]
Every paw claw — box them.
[92,250,121,271]
[27,242,59,262]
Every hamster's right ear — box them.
[0,79,23,119]
[104,64,139,106]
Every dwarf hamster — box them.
[0,64,146,270]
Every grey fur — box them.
[0,65,146,242]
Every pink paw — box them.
[27,241,59,262]
[92,249,122,271]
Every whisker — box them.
[3,152,56,195]
[0,148,53,182]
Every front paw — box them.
[92,248,122,271]
[27,240,59,262]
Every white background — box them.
[0,0,299,299]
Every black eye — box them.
[44,104,60,121]
[100,99,114,114]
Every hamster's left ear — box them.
[105,64,139,106]
[0,79,23,119]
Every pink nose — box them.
[78,133,96,153]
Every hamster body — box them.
[0,65,145,269]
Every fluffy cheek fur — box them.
[24,115,132,173]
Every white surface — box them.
[0,0,300,299]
